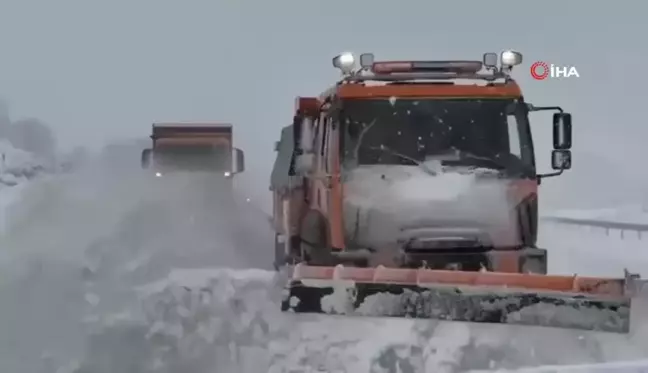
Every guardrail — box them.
[542,216,648,239]
[468,358,648,372]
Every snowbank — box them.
[70,264,648,373]
[76,268,283,373]
[0,140,49,234]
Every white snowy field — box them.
[1,157,648,372]
[539,220,648,278]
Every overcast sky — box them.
[0,0,645,209]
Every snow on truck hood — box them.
[345,164,478,200]
[343,165,519,247]
[344,164,512,207]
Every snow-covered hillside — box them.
[1,155,648,373]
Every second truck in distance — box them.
[141,122,245,178]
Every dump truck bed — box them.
[151,123,233,147]
[152,123,232,138]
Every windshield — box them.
[153,144,230,172]
[340,98,535,175]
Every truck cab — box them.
[272,50,573,274]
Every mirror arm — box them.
[537,170,564,181]
[527,104,564,113]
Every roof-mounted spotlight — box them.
[500,50,523,67]
[359,53,375,69]
[332,52,356,74]
[483,52,498,69]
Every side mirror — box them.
[141,149,152,169]
[274,141,280,152]
[232,148,245,174]
[553,113,572,150]
[551,150,572,170]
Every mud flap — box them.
[281,266,642,334]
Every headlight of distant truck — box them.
[224,171,232,178]
[155,172,162,177]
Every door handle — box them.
[312,173,334,189]
[323,175,333,189]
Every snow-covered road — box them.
[1,161,648,372]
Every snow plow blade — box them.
[281,265,647,333]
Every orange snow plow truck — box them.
[270,50,647,333]
[140,122,245,177]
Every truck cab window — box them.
[340,98,535,176]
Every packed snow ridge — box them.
[74,266,648,373]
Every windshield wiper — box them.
[368,144,438,176]
[460,151,509,169]
[350,119,436,176]
[432,149,518,173]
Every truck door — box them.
[308,110,344,249]
[311,111,329,215]
[320,112,332,216]
[324,114,345,249]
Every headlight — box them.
[224,171,232,178]
[155,172,162,177]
